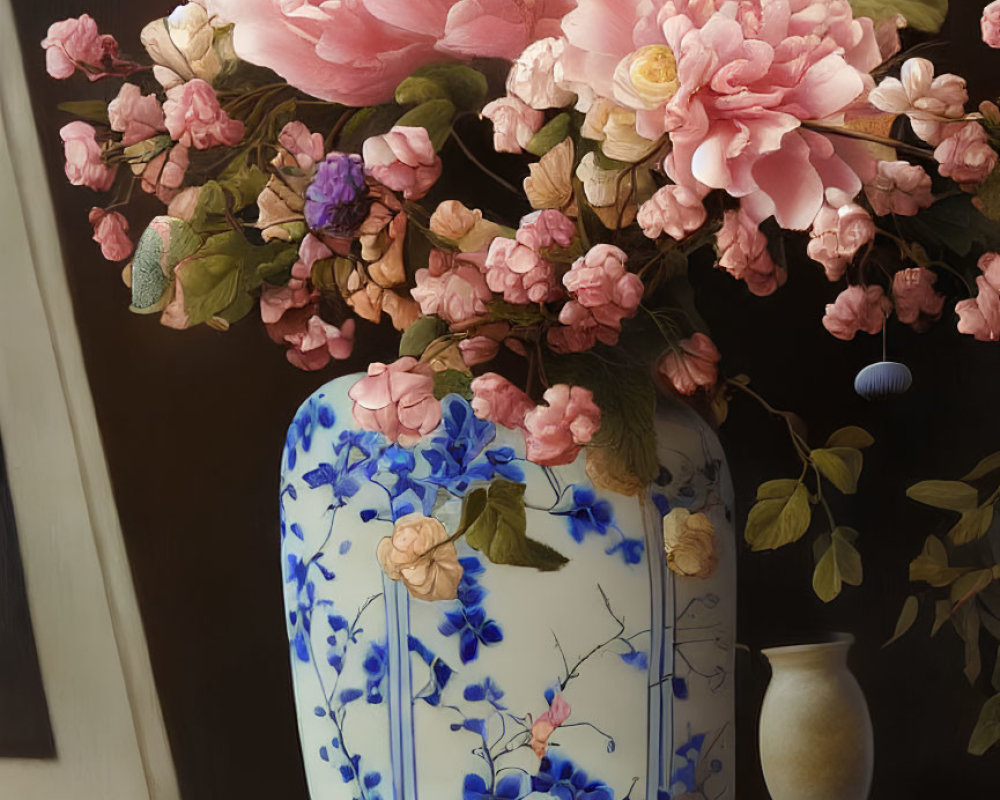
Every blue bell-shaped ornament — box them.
[854,360,912,399]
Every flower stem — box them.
[449,130,521,196]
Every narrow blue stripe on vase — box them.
[643,495,672,797]
[383,574,405,798]
[395,582,418,796]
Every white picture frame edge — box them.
[0,1,180,798]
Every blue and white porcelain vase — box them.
[279,374,736,800]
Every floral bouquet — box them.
[41,0,1000,755]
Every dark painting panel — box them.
[0,436,55,759]
[8,1,1000,798]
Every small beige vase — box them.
[759,634,873,800]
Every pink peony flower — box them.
[363,126,442,201]
[285,316,356,370]
[934,122,998,191]
[163,79,244,150]
[348,358,442,446]
[108,83,166,147]
[202,0,570,106]
[956,253,1000,342]
[88,208,133,261]
[482,210,576,304]
[60,121,116,191]
[637,184,706,241]
[41,14,126,80]
[864,161,934,217]
[869,58,968,146]
[470,373,535,431]
[822,285,892,341]
[551,244,642,352]
[558,0,883,230]
[481,96,545,154]
[411,251,493,326]
[523,384,601,466]
[658,333,720,396]
[530,694,572,758]
[278,121,325,171]
[984,1,1000,49]
[458,322,510,366]
[136,144,190,204]
[715,209,786,297]
[507,37,576,110]
[806,203,875,282]
[892,268,944,329]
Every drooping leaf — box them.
[57,100,110,124]
[955,602,983,684]
[811,447,863,495]
[975,167,1000,223]
[849,0,947,33]
[812,527,863,603]
[337,104,403,154]
[745,481,812,551]
[433,369,473,401]
[950,569,995,608]
[949,505,995,546]
[395,76,449,106]
[527,115,573,157]
[825,426,875,449]
[462,480,568,571]
[488,299,545,326]
[756,479,804,500]
[396,99,457,151]
[884,595,919,647]
[894,193,1000,256]
[932,599,952,637]
[399,316,448,357]
[907,480,979,512]
[964,452,1000,482]
[909,535,971,587]
[969,694,1000,755]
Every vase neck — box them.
[762,635,853,673]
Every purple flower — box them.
[305,152,370,236]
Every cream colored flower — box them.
[663,508,718,579]
[582,99,658,163]
[377,514,463,602]
[524,138,575,211]
[614,44,680,110]
[429,200,506,252]
[141,4,235,89]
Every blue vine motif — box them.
[550,486,646,566]
[531,753,614,800]
[285,394,336,470]
[439,557,504,663]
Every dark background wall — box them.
[10,1,1000,797]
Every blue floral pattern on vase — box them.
[280,375,736,800]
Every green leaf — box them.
[951,569,995,607]
[811,447,863,494]
[216,291,255,324]
[399,316,448,357]
[488,299,545,326]
[894,193,1000,257]
[433,369,473,401]
[756,479,805,501]
[969,694,1000,755]
[932,599,952,637]
[526,114,573,157]
[825,426,875,449]
[396,99,456,151]
[949,505,995,546]
[909,535,971,587]
[745,481,812,551]
[964,452,1000,482]
[955,602,983,684]
[907,480,979,512]
[462,480,568,571]
[395,76,449,106]
[812,527,863,603]
[407,64,488,111]
[57,100,110,124]
[337,104,403,154]
[975,167,1000,223]
[849,0,947,33]
[884,595,919,647]
[131,217,202,310]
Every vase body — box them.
[279,374,735,799]
[759,635,873,800]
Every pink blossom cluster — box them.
[363,126,442,200]
[349,358,442,447]
[262,234,356,370]
[956,253,1000,342]
[136,144,190,204]
[163,78,244,150]
[864,161,934,217]
[892,268,944,330]
[637,185,706,241]
[984,1,1000,49]
[557,0,884,230]
[715,209,785,296]
[481,96,545,154]
[41,14,138,81]
[411,250,492,326]
[822,285,892,341]
[59,121,116,191]
[108,83,166,146]
[88,208,132,261]
[548,245,643,353]
[934,123,998,192]
[470,374,601,467]
[482,210,576,304]
[658,333,721,396]
[806,204,875,282]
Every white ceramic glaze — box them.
[759,634,874,800]
[279,374,736,799]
